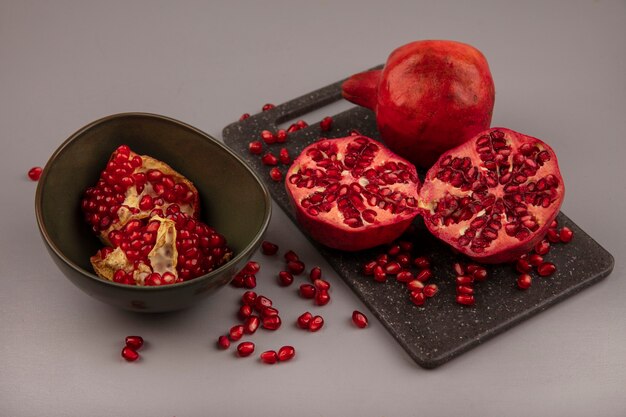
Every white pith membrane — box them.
[418,129,562,256]
[286,136,419,228]
[90,216,179,285]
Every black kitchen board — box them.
[222,72,615,369]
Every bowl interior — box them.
[38,113,269,276]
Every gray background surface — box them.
[1,1,625,416]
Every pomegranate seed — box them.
[287,123,299,133]
[537,262,557,277]
[315,289,330,306]
[261,152,278,166]
[121,346,139,362]
[28,166,42,181]
[248,141,263,155]
[262,315,282,330]
[296,120,308,129]
[387,244,401,256]
[269,167,282,182]
[243,261,260,274]
[517,273,532,289]
[456,294,476,306]
[349,129,361,136]
[456,285,474,295]
[320,116,333,132]
[260,350,278,364]
[472,267,488,282]
[238,304,253,320]
[396,254,411,268]
[242,290,257,306]
[550,219,558,229]
[278,271,294,286]
[453,262,465,276]
[373,266,387,283]
[278,345,296,362]
[413,256,430,269]
[410,291,426,306]
[243,274,257,289]
[299,284,316,299]
[352,311,368,328]
[276,129,288,143]
[456,275,474,285]
[239,113,250,121]
[546,228,560,243]
[279,148,290,164]
[297,312,312,329]
[261,130,276,144]
[261,240,278,255]
[362,261,377,276]
[287,260,305,275]
[261,306,279,317]
[384,262,401,275]
[254,295,272,311]
[229,325,244,341]
[125,335,144,350]
[423,284,438,298]
[262,103,275,112]
[559,227,573,243]
[244,316,260,334]
[534,240,550,255]
[313,279,330,291]
[376,254,389,266]
[237,341,255,357]
[396,270,414,283]
[529,254,544,267]
[516,258,532,273]
[415,269,432,282]
[217,335,231,349]
[310,266,322,281]
[407,280,424,292]
[284,250,299,262]
[466,264,479,274]
[398,240,413,252]
[308,315,324,332]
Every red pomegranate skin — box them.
[418,128,564,264]
[342,40,495,168]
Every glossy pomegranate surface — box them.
[419,128,564,263]
[285,135,421,251]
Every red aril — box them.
[278,271,294,286]
[254,296,272,311]
[529,254,544,267]
[546,228,560,243]
[285,135,421,251]
[276,130,288,143]
[423,284,439,298]
[248,141,263,155]
[472,267,488,282]
[407,280,424,292]
[269,167,282,182]
[352,310,368,328]
[534,240,550,255]
[284,250,299,262]
[261,152,278,166]
[517,273,532,289]
[279,148,290,165]
[419,128,565,263]
[313,279,330,291]
[242,290,257,306]
[278,346,296,362]
[396,270,413,283]
[262,315,282,331]
[410,291,426,306]
[121,346,139,362]
[297,312,312,329]
[308,315,324,332]
[415,269,432,282]
[315,289,330,306]
[260,350,278,364]
[413,256,430,269]
[309,266,322,281]
[28,166,43,181]
[229,325,244,341]
[457,285,474,295]
[559,227,573,243]
[537,262,557,277]
[262,103,275,112]
[261,130,276,144]
[237,342,255,357]
[456,294,476,306]
[287,260,305,275]
[244,316,260,334]
[299,284,316,299]
[238,304,253,320]
[261,306,279,317]
[342,40,494,168]
[239,113,250,121]
[516,258,532,273]
[261,241,279,255]
[217,335,231,349]
[320,116,333,132]
[373,266,386,283]
[125,336,144,350]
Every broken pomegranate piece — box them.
[285,135,421,251]
[418,128,565,263]
[81,145,200,240]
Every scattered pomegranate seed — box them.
[248,141,263,155]
[278,345,296,362]
[550,219,558,229]
[261,306,279,317]
[396,270,413,283]
[121,346,139,362]
[349,129,361,136]
[456,275,474,285]
[242,274,257,289]
[559,227,573,243]
[261,130,276,144]
[262,103,275,112]
[217,335,231,349]
[260,350,278,364]
[243,261,259,274]
[407,280,424,292]
[296,120,308,129]
[537,262,557,277]
[237,341,255,357]
[287,260,305,275]
[315,289,330,306]
[229,325,244,341]
[238,304,253,320]
[516,258,532,273]
[28,166,43,181]
[299,284,316,299]
[388,244,401,256]
[362,261,377,276]
[313,279,330,291]
[453,262,465,276]
[410,291,426,306]
[284,250,299,262]
[396,254,411,268]
[239,113,250,121]
[310,266,322,281]
[415,269,432,282]
[261,152,278,166]
[276,129,288,143]
[546,228,560,243]
[308,315,324,332]
[534,240,550,255]
[254,295,272,311]
[472,267,488,282]
[384,262,402,275]
[376,254,389,266]
[124,335,144,350]
[456,285,474,295]
[352,310,368,328]
[423,284,439,298]
[244,316,260,334]
[242,290,257,306]
[231,275,244,287]
[278,271,294,286]
[297,312,312,329]
[456,294,476,306]
[287,123,300,133]
[261,241,278,255]
[528,254,544,267]
[269,167,282,182]
[320,116,333,132]
[373,266,387,283]
[413,256,430,269]
[262,315,282,330]
[279,148,290,165]
[517,273,532,290]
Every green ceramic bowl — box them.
[35,113,271,313]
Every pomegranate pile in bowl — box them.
[36,113,271,312]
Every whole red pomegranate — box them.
[342,40,495,168]
[285,135,421,251]
[418,128,564,263]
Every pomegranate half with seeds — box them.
[81,145,200,240]
[285,135,421,251]
[418,128,564,263]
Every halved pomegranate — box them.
[285,135,421,251]
[81,145,200,241]
[418,128,564,263]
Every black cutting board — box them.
[222,72,615,369]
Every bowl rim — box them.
[35,112,272,291]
